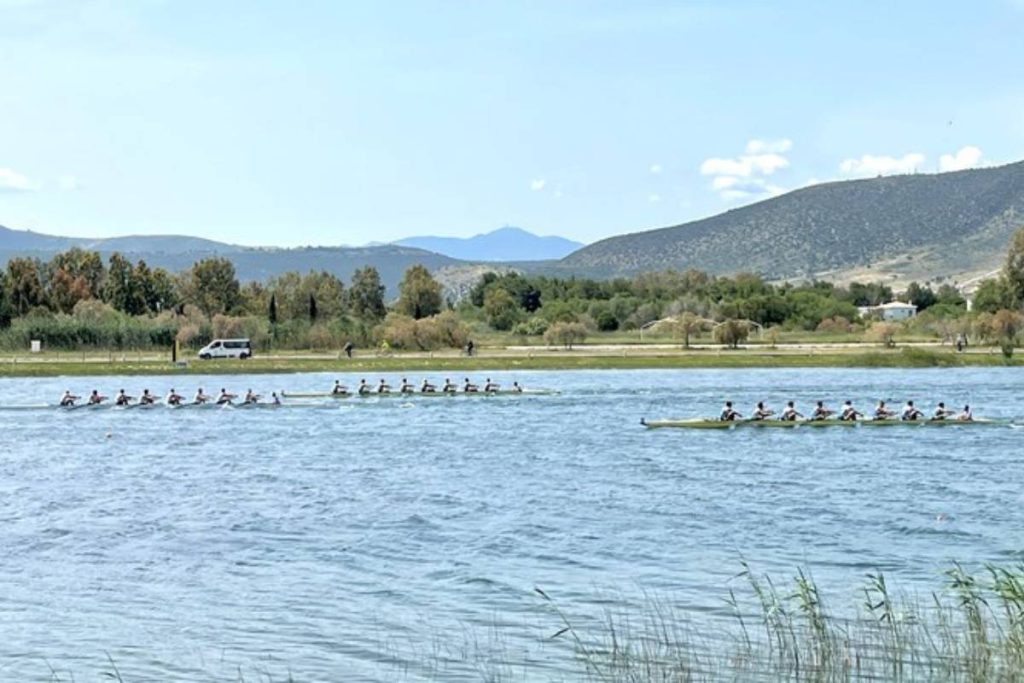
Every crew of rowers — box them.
[718,399,974,422]
[330,378,522,395]
[59,387,280,407]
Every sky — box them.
[1,0,1023,247]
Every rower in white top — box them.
[442,378,458,393]
[932,401,955,421]
[358,379,372,395]
[463,378,479,393]
[115,389,133,406]
[421,378,437,393]
[139,389,156,405]
[840,400,863,421]
[399,378,415,393]
[166,388,184,406]
[216,388,236,405]
[510,381,523,393]
[483,378,500,392]
[59,390,79,407]
[88,390,106,405]
[243,389,260,405]
[194,387,212,404]
[331,380,348,395]
[900,400,924,421]
[377,378,391,394]
[780,401,803,421]
[751,401,774,421]
[956,404,973,421]
[719,401,741,421]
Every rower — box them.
[421,378,437,393]
[483,378,500,392]
[165,388,184,406]
[810,400,834,421]
[442,378,458,393]
[270,391,281,405]
[358,379,372,395]
[932,401,955,421]
[900,400,924,421]
[719,401,741,421]
[377,378,391,394]
[59,390,79,407]
[216,388,236,405]
[956,404,973,422]
[243,389,260,405]
[840,400,863,421]
[399,378,415,393]
[331,380,348,395]
[780,401,803,421]
[463,377,479,393]
[194,387,212,404]
[751,401,774,421]
[139,389,156,405]
[510,381,523,393]
[873,400,896,420]
[87,390,106,405]
[115,389,133,406]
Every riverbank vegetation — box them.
[2,229,1023,361]
[533,562,1024,681]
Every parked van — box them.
[198,339,252,360]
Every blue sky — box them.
[1,0,1022,247]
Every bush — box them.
[544,321,588,349]
[512,317,549,336]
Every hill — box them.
[561,162,1024,285]
[395,226,583,261]
[0,226,461,295]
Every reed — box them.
[537,563,1024,681]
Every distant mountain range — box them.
[4,162,1023,295]
[562,161,1024,286]
[394,226,583,261]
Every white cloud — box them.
[0,167,38,192]
[648,193,661,203]
[939,145,984,172]
[700,138,792,200]
[530,179,546,191]
[700,153,789,178]
[838,153,924,177]
[745,138,793,154]
[649,163,662,174]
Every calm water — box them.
[1,368,1022,680]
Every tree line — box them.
[1,227,1023,353]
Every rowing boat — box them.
[640,417,1012,429]
[281,389,557,399]
[0,402,294,412]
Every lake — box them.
[1,368,1022,680]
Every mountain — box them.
[561,162,1024,285]
[395,226,584,261]
[0,225,461,295]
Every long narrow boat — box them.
[281,388,558,399]
[640,417,1012,429]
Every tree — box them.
[544,321,588,349]
[672,312,706,348]
[5,257,45,316]
[395,264,442,320]
[983,309,1023,358]
[1003,226,1024,306]
[972,278,1013,314]
[483,287,522,331]
[712,319,750,348]
[103,253,145,315]
[49,248,105,298]
[47,267,92,313]
[905,282,937,311]
[268,293,278,325]
[187,258,240,317]
[309,293,318,322]
[348,267,386,321]
[0,276,11,328]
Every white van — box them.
[198,338,252,360]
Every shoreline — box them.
[0,344,1018,376]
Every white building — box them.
[858,301,918,321]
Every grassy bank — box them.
[0,345,1019,377]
